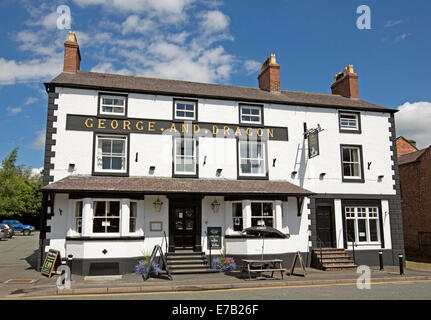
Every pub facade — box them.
[39,32,404,275]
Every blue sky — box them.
[1,0,430,170]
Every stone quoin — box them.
[39,31,404,276]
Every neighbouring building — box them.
[39,32,404,276]
[397,138,431,259]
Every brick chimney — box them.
[63,31,81,73]
[258,54,280,92]
[331,65,359,99]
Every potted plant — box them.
[212,248,237,272]
[135,255,161,278]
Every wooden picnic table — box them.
[240,259,284,280]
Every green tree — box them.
[0,148,42,218]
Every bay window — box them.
[93,201,120,233]
[251,202,274,227]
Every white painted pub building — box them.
[39,32,404,275]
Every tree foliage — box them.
[0,148,42,217]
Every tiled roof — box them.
[48,71,395,113]
[398,148,429,166]
[41,175,313,196]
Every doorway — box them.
[315,205,336,248]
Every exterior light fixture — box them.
[319,172,326,179]
[291,171,297,178]
[211,198,220,213]
[153,197,163,212]
[378,175,384,182]
[216,168,222,177]
[149,166,156,174]
[68,162,75,172]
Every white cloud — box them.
[25,97,38,105]
[395,101,431,149]
[120,15,156,35]
[30,167,43,176]
[394,33,411,43]
[244,59,261,74]
[199,10,230,34]
[6,106,23,115]
[385,19,407,28]
[30,131,45,150]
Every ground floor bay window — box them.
[345,206,380,244]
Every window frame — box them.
[237,139,268,179]
[172,137,198,177]
[239,104,264,125]
[340,144,365,183]
[92,200,121,235]
[129,201,138,234]
[173,99,198,121]
[338,111,361,134]
[345,206,381,245]
[231,201,243,232]
[250,201,274,228]
[74,201,83,234]
[93,134,129,176]
[98,93,128,117]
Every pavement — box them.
[1,231,431,299]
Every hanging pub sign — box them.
[308,129,320,159]
[207,227,222,250]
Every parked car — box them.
[0,224,14,238]
[2,220,35,236]
[0,226,7,240]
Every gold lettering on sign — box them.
[213,125,219,135]
[148,121,155,132]
[182,123,189,133]
[235,127,242,136]
[170,123,177,132]
[98,119,106,129]
[267,128,274,138]
[194,124,200,134]
[223,126,230,136]
[246,128,252,136]
[111,119,119,130]
[257,128,263,137]
[85,118,94,128]
[123,120,131,130]
[136,121,143,131]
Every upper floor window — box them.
[341,145,364,182]
[95,135,127,173]
[174,138,197,175]
[100,95,126,116]
[240,105,263,125]
[174,100,197,120]
[238,141,266,177]
[339,112,361,133]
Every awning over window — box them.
[41,175,313,197]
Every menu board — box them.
[41,249,61,277]
[207,227,222,249]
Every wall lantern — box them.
[291,171,298,178]
[211,198,221,213]
[149,166,156,174]
[216,168,222,177]
[378,175,384,182]
[153,197,163,212]
[319,172,326,180]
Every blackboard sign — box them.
[308,130,319,159]
[207,227,222,249]
[41,249,61,277]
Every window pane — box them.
[346,220,355,242]
[101,139,111,153]
[262,203,273,216]
[112,140,125,154]
[358,219,367,242]
[102,157,111,169]
[111,157,124,170]
[94,202,106,216]
[351,149,359,162]
[75,202,83,218]
[343,148,351,162]
[251,203,262,217]
[369,219,379,242]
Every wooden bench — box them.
[240,259,284,280]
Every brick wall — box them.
[399,147,431,258]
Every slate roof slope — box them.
[398,147,430,166]
[41,175,313,196]
[48,71,395,113]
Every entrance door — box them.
[174,207,196,248]
[316,206,335,248]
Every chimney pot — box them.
[63,31,81,73]
[331,64,359,99]
[258,54,280,92]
